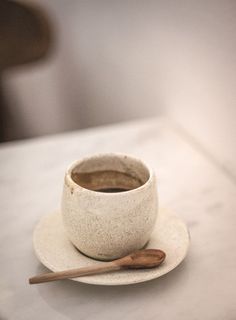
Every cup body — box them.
[61,153,158,260]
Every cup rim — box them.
[64,152,155,196]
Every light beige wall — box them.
[5,0,236,175]
[150,1,236,178]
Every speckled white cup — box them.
[61,153,158,261]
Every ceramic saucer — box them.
[33,208,190,286]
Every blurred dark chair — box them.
[0,0,52,142]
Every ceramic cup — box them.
[61,153,158,261]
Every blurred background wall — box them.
[2,0,236,176]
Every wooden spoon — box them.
[29,249,166,284]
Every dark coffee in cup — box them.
[71,170,143,193]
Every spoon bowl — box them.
[116,249,166,269]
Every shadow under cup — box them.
[62,154,157,260]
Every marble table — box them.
[0,117,235,320]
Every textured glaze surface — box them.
[61,154,158,260]
[33,208,189,285]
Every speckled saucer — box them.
[33,208,190,286]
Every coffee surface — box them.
[95,187,129,193]
[71,170,143,192]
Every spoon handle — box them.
[29,262,120,284]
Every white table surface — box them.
[0,117,235,320]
